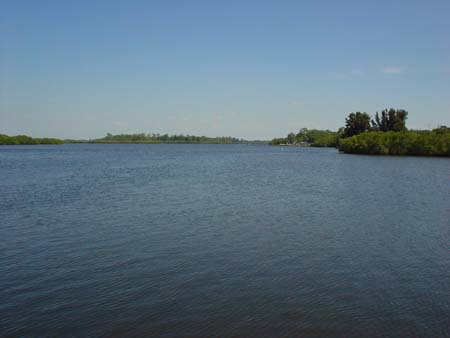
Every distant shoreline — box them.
[273,143,311,147]
[2,129,449,157]
[0,133,267,146]
[0,134,63,145]
[65,141,268,145]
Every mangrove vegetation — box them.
[0,134,63,145]
[272,108,450,156]
[338,128,450,156]
[76,133,265,144]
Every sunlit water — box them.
[1,144,449,337]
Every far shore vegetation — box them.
[271,128,340,147]
[0,133,265,145]
[0,134,63,145]
[67,133,266,144]
[271,108,450,157]
[2,108,449,156]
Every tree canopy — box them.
[371,109,408,132]
[343,112,371,137]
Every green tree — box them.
[295,128,310,142]
[287,132,296,144]
[343,112,371,137]
[372,109,408,132]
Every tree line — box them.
[84,133,263,144]
[270,128,340,147]
[0,134,63,145]
[1,132,265,145]
[271,108,450,156]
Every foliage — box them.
[86,133,262,144]
[270,128,340,147]
[371,108,408,132]
[287,132,297,144]
[271,108,448,156]
[434,125,450,134]
[311,133,340,147]
[0,134,63,145]
[343,112,371,137]
[300,128,342,147]
[338,108,450,156]
[338,130,450,156]
[270,137,288,145]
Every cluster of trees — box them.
[0,134,63,145]
[338,128,450,156]
[343,109,408,137]
[339,109,450,155]
[271,128,340,147]
[89,133,261,144]
[271,108,449,156]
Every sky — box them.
[1,0,449,140]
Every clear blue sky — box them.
[1,0,449,139]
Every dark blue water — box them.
[1,144,449,338]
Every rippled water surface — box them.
[1,144,449,337]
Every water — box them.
[1,144,449,338]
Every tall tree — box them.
[391,109,408,131]
[372,109,408,132]
[287,132,296,144]
[343,112,371,137]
